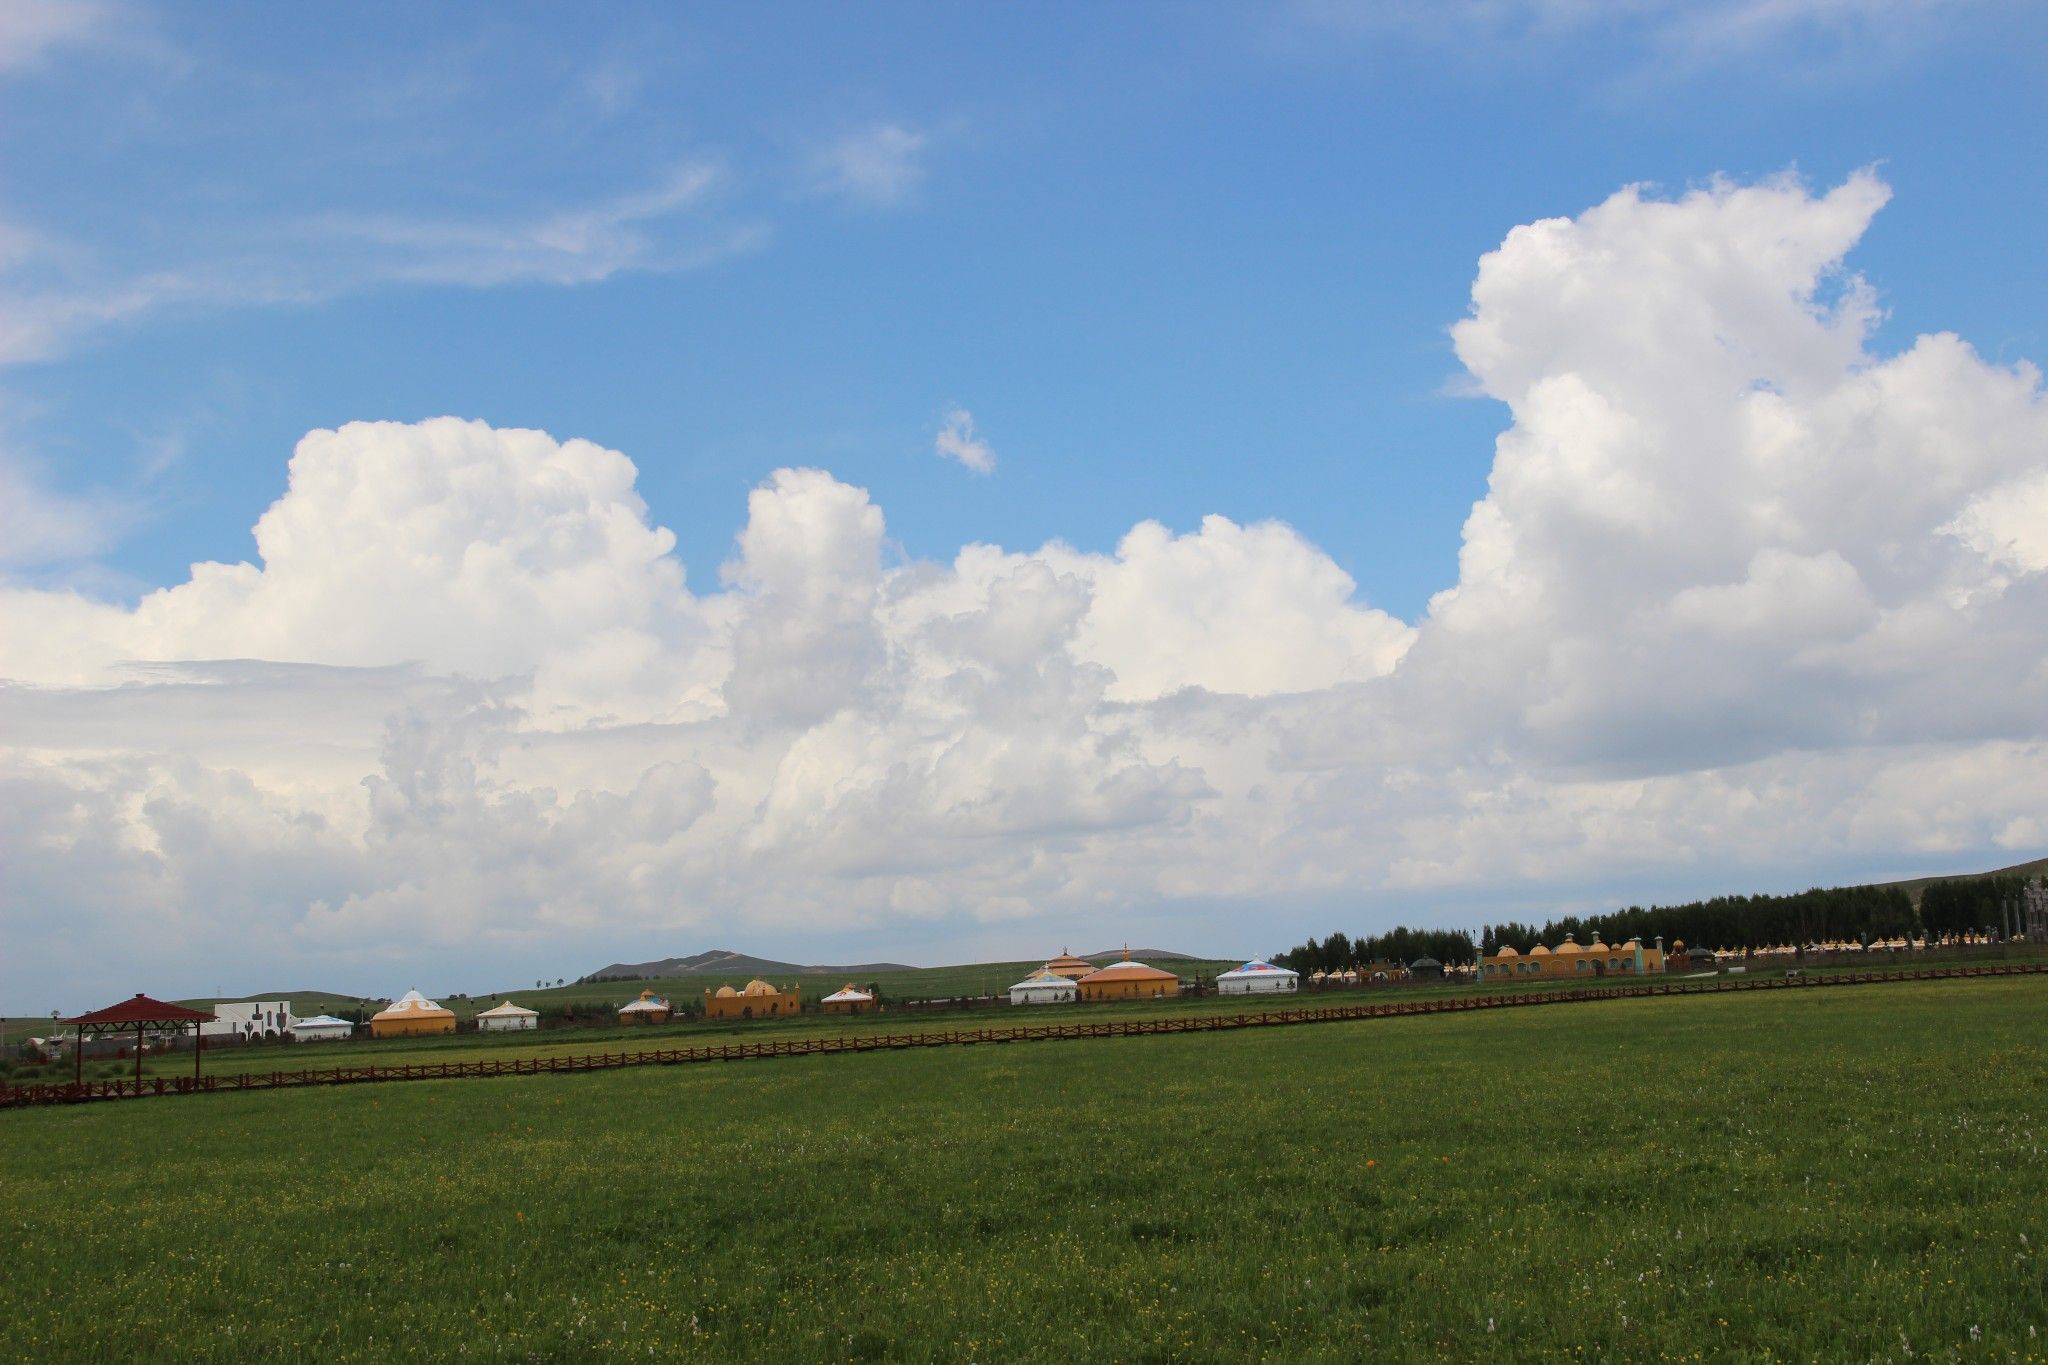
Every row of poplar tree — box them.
[1272,874,2039,975]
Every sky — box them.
[2,0,2045,1011]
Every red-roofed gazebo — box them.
[61,994,217,1089]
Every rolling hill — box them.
[583,949,917,981]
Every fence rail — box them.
[6,963,2043,1110]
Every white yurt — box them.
[476,1000,540,1032]
[1008,967,1078,1005]
[289,1014,355,1042]
[1216,960,1300,995]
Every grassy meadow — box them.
[4,977,2045,1361]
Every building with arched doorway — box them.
[703,979,802,1021]
[1481,935,1665,980]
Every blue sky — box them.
[3,2,2047,1006]
[9,1,2042,616]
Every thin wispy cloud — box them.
[0,0,116,73]
[934,407,997,475]
[0,164,758,365]
[811,123,931,207]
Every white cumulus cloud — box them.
[2,169,2044,1008]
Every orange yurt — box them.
[1075,950,1181,1003]
[370,990,456,1039]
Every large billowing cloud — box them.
[3,171,2044,1004]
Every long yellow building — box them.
[702,979,801,1021]
[1480,934,1664,981]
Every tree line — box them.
[1274,927,1478,975]
[1275,874,2037,971]
[1920,874,2035,941]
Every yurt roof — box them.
[1046,949,1093,968]
[372,990,452,1020]
[1218,960,1297,980]
[618,994,670,1012]
[822,985,873,1003]
[1076,959,1178,984]
[1009,969,1074,990]
[477,1001,538,1017]
[294,1015,352,1028]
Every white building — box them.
[476,1000,540,1032]
[1008,968,1078,1005]
[1216,960,1299,995]
[290,1015,355,1043]
[201,1001,295,1040]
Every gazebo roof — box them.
[63,994,215,1030]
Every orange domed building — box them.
[1481,934,1665,979]
[702,978,801,1021]
[1075,951,1181,1003]
[370,990,456,1039]
[1045,949,1095,982]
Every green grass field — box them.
[4,977,2044,1362]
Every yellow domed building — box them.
[1075,950,1181,1002]
[1482,934,1666,979]
[702,978,801,1021]
[370,990,457,1039]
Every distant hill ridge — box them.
[585,949,918,981]
[586,945,1207,982]
[1875,855,2048,906]
[1082,948,1200,962]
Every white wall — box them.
[202,1001,295,1038]
[1218,976,1297,995]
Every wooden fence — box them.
[5,962,2042,1110]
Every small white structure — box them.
[202,1000,295,1040]
[1217,960,1299,995]
[476,1000,540,1032]
[290,1015,354,1043]
[1008,968,1078,1005]
[820,986,875,1011]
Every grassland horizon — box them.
[4,975,2044,1361]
